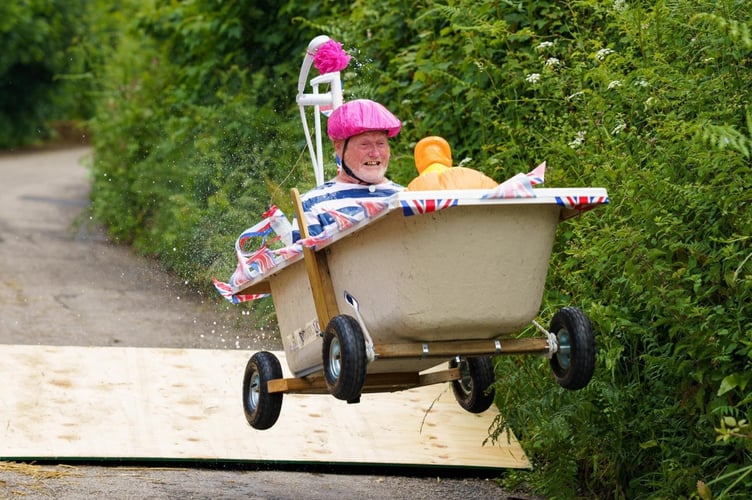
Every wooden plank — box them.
[268,376,329,394]
[420,367,461,386]
[267,370,457,395]
[1,345,529,469]
[375,337,549,358]
[291,187,339,328]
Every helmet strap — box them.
[340,138,372,185]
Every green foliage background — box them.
[4,0,751,498]
[0,0,92,147]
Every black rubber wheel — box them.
[449,355,496,413]
[549,306,596,390]
[242,351,283,430]
[322,315,367,403]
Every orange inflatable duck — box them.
[407,136,498,191]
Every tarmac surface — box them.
[0,146,538,499]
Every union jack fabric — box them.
[213,161,609,304]
[291,180,403,242]
[212,242,305,304]
[400,197,459,216]
[212,206,304,304]
[212,277,269,304]
[235,218,273,254]
[360,199,390,218]
[213,186,399,302]
[482,162,546,199]
[296,199,391,250]
[320,104,334,117]
[526,161,546,186]
[555,194,610,212]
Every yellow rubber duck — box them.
[407,136,498,191]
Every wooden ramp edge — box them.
[0,345,529,469]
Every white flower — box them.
[526,73,541,84]
[536,41,554,52]
[596,48,615,61]
[568,131,586,149]
[544,57,561,68]
[613,0,627,12]
[608,80,622,90]
[633,79,648,87]
[611,122,627,135]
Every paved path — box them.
[0,147,276,350]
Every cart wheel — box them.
[242,351,283,430]
[549,307,596,390]
[449,355,496,414]
[322,315,367,403]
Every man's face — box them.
[336,131,391,184]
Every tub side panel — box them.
[270,260,323,376]
[327,204,560,342]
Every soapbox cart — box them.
[233,36,609,430]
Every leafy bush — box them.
[87,2,323,294]
[326,0,751,497]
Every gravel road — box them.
[0,146,538,499]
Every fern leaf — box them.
[691,13,752,49]
[696,122,751,158]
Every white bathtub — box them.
[251,188,609,377]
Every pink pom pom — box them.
[313,39,351,74]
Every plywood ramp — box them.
[1,345,529,469]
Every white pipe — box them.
[295,35,346,185]
[297,35,330,95]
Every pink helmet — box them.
[327,99,402,141]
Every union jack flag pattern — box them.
[291,180,402,242]
[322,207,360,231]
[212,277,269,304]
[212,242,305,304]
[555,195,610,211]
[526,161,546,186]
[482,162,546,200]
[212,162,608,304]
[242,247,277,277]
[212,206,304,303]
[400,197,459,216]
[235,220,273,255]
[359,199,389,218]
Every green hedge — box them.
[0,0,93,147]
[334,3,751,496]
[85,0,751,497]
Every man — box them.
[292,99,403,241]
